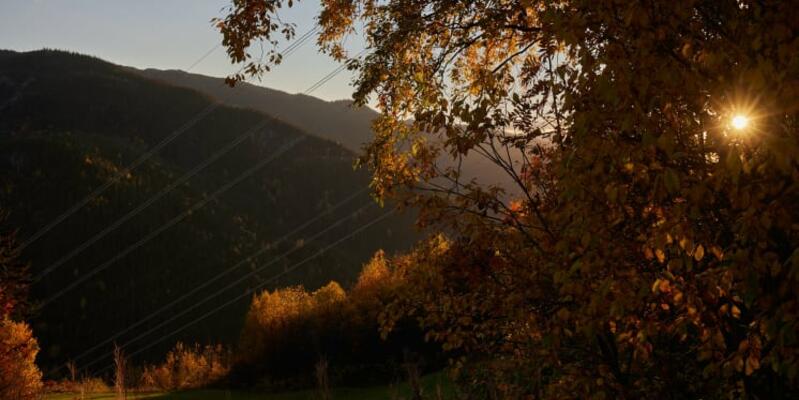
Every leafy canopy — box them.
[218,0,799,398]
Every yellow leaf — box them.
[694,244,704,261]
[710,245,724,261]
[652,278,670,293]
[655,248,666,264]
[624,162,634,172]
[732,354,744,372]
[745,354,760,376]
[644,246,654,260]
[651,279,661,293]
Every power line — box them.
[93,207,395,374]
[54,44,372,374]
[83,200,378,371]
[19,101,218,251]
[185,44,220,72]
[63,187,366,369]
[38,136,306,309]
[303,49,367,95]
[33,119,273,282]
[281,26,319,58]
[19,26,319,251]
[38,39,360,306]
[48,37,370,374]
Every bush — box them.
[45,376,110,394]
[233,257,441,389]
[140,342,230,391]
[0,318,43,399]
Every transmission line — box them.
[19,26,319,251]
[185,44,220,72]
[303,49,367,94]
[38,136,306,308]
[38,36,362,303]
[93,207,394,374]
[81,201,379,371]
[33,119,273,282]
[48,37,371,374]
[63,187,365,368]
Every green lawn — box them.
[45,373,454,400]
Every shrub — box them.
[140,342,230,391]
[234,260,441,389]
[0,318,42,399]
[45,376,110,394]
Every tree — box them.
[140,342,230,391]
[0,224,41,399]
[218,1,799,398]
[0,220,29,319]
[0,318,42,399]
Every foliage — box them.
[0,318,43,399]
[0,217,29,320]
[44,376,110,394]
[140,342,231,391]
[234,256,438,389]
[221,0,799,398]
[0,222,42,399]
[134,69,379,155]
[135,68,521,189]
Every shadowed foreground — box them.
[45,372,454,400]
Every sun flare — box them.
[731,114,750,131]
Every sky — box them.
[0,0,362,102]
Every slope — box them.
[132,68,376,153]
[0,49,417,372]
[134,68,523,192]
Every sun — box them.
[731,114,750,131]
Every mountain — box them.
[0,49,417,373]
[132,68,377,154]
[134,68,523,192]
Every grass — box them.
[45,372,455,400]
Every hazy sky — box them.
[0,0,362,102]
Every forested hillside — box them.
[0,49,417,373]
[135,68,522,191]
[134,68,376,153]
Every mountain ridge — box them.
[132,67,378,154]
[134,67,524,192]
[0,49,417,372]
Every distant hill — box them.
[133,68,377,154]
[0,49,417,372]
[134,68,523,192]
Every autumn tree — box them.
[0,223,42,399]
[140,342,230,391]
[218,0,799,398]
[235,285,323,386]
[234,265,438,388]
